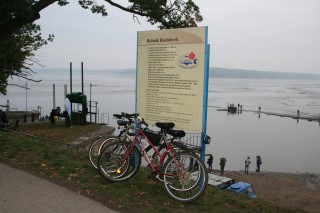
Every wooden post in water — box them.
[64,84,67,111]
[53,84,56,109]
[70,62,72,94]
[81,62,84,95]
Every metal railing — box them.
[178,132,202,151]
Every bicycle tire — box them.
[88,137,119,169]
[98,140,141,182]
[162,152,208,202]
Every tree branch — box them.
[104,0,170,28]
[0,0,58,42]
[104,0,137,14]
[7,83,31,90]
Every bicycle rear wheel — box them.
[88,137,119,169]
[98,140,141,182]
[163,152,208,202]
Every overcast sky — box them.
[35,0,320,74]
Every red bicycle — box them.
[97,116,208,202]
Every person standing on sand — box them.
[245,156,251,174]
[207,154,213,171]
[220,157,226,176]
[256,156,262,172]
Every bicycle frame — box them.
[120,127,175,173]
[97,116,209,202]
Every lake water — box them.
[3,73,320,174]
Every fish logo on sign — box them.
[178,52,198,69]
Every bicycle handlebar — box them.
[113,112,149,129]
[112,113,123,119]
[113,112,139,120]
[126,113,139,118]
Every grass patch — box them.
[18,121,101,143]
[0,125,306,213]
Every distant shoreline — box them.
[32,67,320,80]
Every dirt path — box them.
[225,171,320,213]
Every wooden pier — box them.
[211,106,320,123]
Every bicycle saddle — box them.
[155,122,175,130]
[166,129,186,138]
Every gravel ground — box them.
[225,170,320,213]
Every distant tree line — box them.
[210,68,320,80]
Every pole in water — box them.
[70,62,72,94]
[81,62,84,95]
[53,84,56,109]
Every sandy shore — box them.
[224,170,320,212]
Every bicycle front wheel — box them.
[98,140,141,182]
[88,137,119,169]
[163,152,208,202]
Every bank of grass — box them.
[0,123,304,213]
[17,121,101,142]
